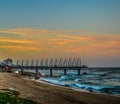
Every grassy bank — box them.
[0,89,36,104]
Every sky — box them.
[0,0,120,67]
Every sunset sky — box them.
[0,0,120,67]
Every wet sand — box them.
[0,72,120,104]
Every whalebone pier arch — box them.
[14,58,85,76]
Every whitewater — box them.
[39,68,120,96]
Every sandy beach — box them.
[0,72,120,104]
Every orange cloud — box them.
[0,38,37,44]
[1,45,45,51]
[0,28,120,59]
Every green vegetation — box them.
[0,89,36,104]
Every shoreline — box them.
[36,79,120,98]
[37,79,91,92]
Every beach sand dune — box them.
[0,73,120,104]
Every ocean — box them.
[38,68,120,96]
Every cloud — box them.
[0,45,44,51]
[0,28,56,36]
[0,38,37,44]
[0,29,28,36]
[0,28,120,58]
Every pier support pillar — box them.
[21,68,23,73]
[78,69,80,75]
[36,68,38,74]
[64,69,67,75]
[50,69,53,76]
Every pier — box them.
[2,58,85,76]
